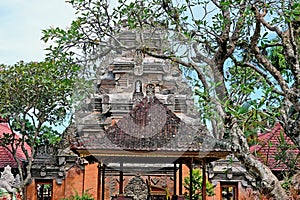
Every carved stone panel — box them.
[124,175,148,200]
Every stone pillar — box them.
[119,162,124,195]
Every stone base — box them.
[171,195,185,200]
[111,194,133,200]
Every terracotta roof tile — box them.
[0,123,31,168]
[250,123,300,171]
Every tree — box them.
[41,0,300,199]
[0,60,79,197]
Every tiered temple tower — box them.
[76,30,201,138]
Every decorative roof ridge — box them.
[127,95,180,122]
[258,122,284,146]
[0,117,8,123]
[0,122,10,129]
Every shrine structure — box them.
[70,30,230,200]
[26,30,230,200]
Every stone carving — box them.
[0,165,18,194]
[102,95,111,114]
[146,83,155,97]
[124,175,148,200]
[134,50,144,75]
[135,80,142,93]
[132,80,144,104]
[117,98,167,139]
[109,177,117,198]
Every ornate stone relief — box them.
[124,175,148,200]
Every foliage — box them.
[275,131,300,173]
[61,190,94,200]
[183,168,214,200]
[41,0,300,199]
[0,60,79,190]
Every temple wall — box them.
[52,179,65,200]
[27,165,87,200]
[26,179,37,200]
[64,166,84,198]
[26,162,253,200]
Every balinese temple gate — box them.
[71,31,230,200]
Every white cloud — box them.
[0,0,75,65]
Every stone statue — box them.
[0,165,17,194]
[0,165,19,200]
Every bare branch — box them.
[251,7,292,97]
[228,1,247,55]
[191,43,213,65]
[211,0,221,8]
[243,62,285,96]
[140,47,209,92]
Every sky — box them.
[0,0,75,65]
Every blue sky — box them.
[0,0,75,65]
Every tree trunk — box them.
[222,122,289,199]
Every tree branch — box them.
[140,47,209,92]
[251,7,293,98]
[191,43,213,65]
[242,62,284,96]
[258,7,300,88]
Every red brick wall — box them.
[52,179,65,200]
[64,166,84,197]
[26,179,37,200]
[83,163,99,199]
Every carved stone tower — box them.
[76,30,200,136]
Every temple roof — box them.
[71,96,229,163]
[250,123,300,171]
[0,123,31,168]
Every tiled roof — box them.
[0,123,31,168]
[250,123,300,171]
[72,97,227,154]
